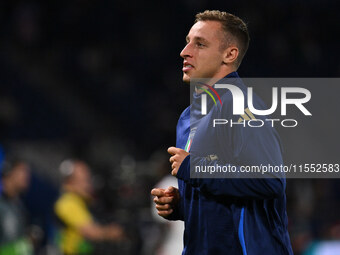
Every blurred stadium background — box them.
[0,0,339,254]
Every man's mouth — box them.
[183,63,194,72]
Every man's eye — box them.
[197,42,205,47]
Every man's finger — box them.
[168,146,181,155]
[165,186,176,195]
[171,162,178,170]
[154,196,174,204]
[158,209,173,217]
[151,188,165,196]
[169,155,176,163]
[171,169,177,176]
[156,204,171,210]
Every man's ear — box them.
[222,46,239,65]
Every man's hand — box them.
[105,223,125,241]
[151,186,180,219]
[168,147,189,176]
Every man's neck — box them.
[194,70,237,94]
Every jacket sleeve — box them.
[166,199,184,221]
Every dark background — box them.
[0,0,339,254]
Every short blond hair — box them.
[195,10,249,68]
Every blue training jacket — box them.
[169,72,293,255]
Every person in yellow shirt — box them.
[54,159,123,255]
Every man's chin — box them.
[182,73,191,84]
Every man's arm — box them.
[169,124,285,200]
[176,154,285,199]
[80,222,124,241]
[55,196,124,241]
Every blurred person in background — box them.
[54,159,124,255]
[0,146,4,192]
[0,159,32,255]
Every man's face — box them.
[70,162,93,200]
[11,163,30,192]
[180,21,226,83]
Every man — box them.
[54,159,124,255]
[151,10,293,254]
[0,160,32,255]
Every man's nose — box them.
[180,43,192,59]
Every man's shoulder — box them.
[57,191,77,201]
[55,192,85,211]
[55,192,93,227]
[179,106,190,119]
